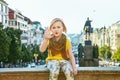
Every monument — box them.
[78,17,99,67]
[78,43,84,59]
[83,17,92,45]
[84,17,92,40]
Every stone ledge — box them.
[1,67,120,72]
[0,67,120,80]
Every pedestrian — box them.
[40,18,77,80]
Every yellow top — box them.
[46,39,72,63]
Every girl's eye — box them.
[52,27,56,29]
[52,26,61,29]
[57,26,61,28]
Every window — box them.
[117,34,120,38]
[15,21,17,26]
[0,4,2,11]
[5,6,7,13]
[0,15,2,22]
[1,4,3,11]
[5,19,7,24]
[3,5,5,13]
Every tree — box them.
[112,46,120,62]
[106,51,112,59]
[30,44,48,60]
[0,23,11,62]
[39,49,48,60]
[5,27,22,65]
[21,44,33,63]
[99,45,112,59]
[99,46,106,58]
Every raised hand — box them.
[44,28,54,40]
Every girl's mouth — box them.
[55,32,58,34]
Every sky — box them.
[5,0,120,34]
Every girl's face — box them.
[50,21,64,37]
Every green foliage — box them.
[0,22,50,65]
[0,22,48,64]
[28,44,48,60]
[0,23,11,62]
[99,45,112,59]
[5,27,22,64]
[112,47,120,61]
[29,44,48,60]
[21,44,33,63]
[39,49,48,60]
[106,51,112,59]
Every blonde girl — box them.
[40,18,77,80]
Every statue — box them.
[78,17,99,67]
[78,43,84,67]
[78,43,84,59]
[93,44,99,58]
[83,17,92,40]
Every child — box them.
[40,18,77,80]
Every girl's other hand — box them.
[73,68,77,76]
[44,28,54,40]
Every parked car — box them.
[27,63,36,68]
[40,60,46,65]
[30,63,36,68]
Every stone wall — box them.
[0,67,120,80]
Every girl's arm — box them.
[39,39,49,52]
[68,48,77,76]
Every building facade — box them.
[109,21,120,51]
[0,0,9,28]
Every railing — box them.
[0,67,120,80]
